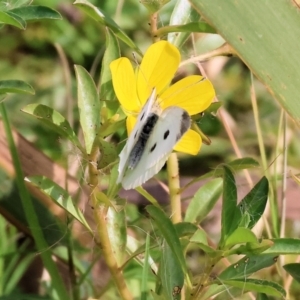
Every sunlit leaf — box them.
[263,238,300,255]
[184,178,222,223]
[75,65,100,155]
[21,104,83,151]
[0,10,26,29]
[25,176,92,232]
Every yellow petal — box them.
[161,76,215,115]
[174,129,202,155]
[110,58,140,113]
[137,41,180,105]
[126,115,137,135]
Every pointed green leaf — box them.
[220,279,285,298]
[21,104,83,152]
[74,0,142,55]
[220,166,241,246]
[184,178,222,223]
[75,65,100,154]
[25,176,92,232]
[99,28,120,115]
[238,176,268,229]
[219,254,278,280]
[9,6,62,21]
[0,80,34,95]
[190,0,300,123]
[0,10,26,29]
[174,222,197,238]
[146,206,187,274]
[263,238,300,255]
[159,240,184,300]
[229,239,273,256]
[224,227,257,248]
[283,263,300,284]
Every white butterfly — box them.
[117,88,191,190]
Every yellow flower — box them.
[110,40,215,155]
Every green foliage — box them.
[1,0,300,299]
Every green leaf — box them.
[99,28,120,115]
[224,227,257,248]
[283,263,300,284]
[168,0,201,48]
[141,234,151,300]
[219,279,286,298]
[9,6,62,21]
[230,239,273,256]
[263,238,300,255]
[238,176,268,229]
[21,104,83,151]
[25,176,92,232]
[220,166,241,246]
[183,158,259,188]
[159,240,184,300]
[0,80,34,95]
[106,204,127,266]
[184,178,222,223]
[146,206,187,274]
[74,0,142,55]
[97,138,118,172]
[219,254,278,280]
[190,0,300,124]
[256,293,270,300]
[75,65,100,155]
[174,222,198,238]
[0,10,26,29]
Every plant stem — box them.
[150,12,159,42]
[167,153,182,223]
[88,143,132,300]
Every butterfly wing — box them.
[121,106,191,189]
[117,88,157,182]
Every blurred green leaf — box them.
[168,0,200,48]
[219,254,278,280]
[190,0,300,123]
[74,0,142,56]
[106,205,127,266]
[219,279,285,298]
[220,166,241,246]
[159,240,184,300]
[231,239,273,256]
[9,6,62,21]
[0,80,34,95]
[263,238,300,254]
[238,176,268,229]
[75,65,100,155]
[99,28,120,115]
[21,104,83,152]
[0,10,26,29]
[25,176,92,232]
[97,138,118,172]
[184,178,222,223]
[224,227,257,248]
[283,263,300,284]
[146,206,187,274]
[174,222,197,238]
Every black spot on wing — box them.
[164,130,170,140]
[134,131,137,139]
[150,143,156,152]
[140,112,145,121]
[177,110,191,141]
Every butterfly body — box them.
[118,88,191,190]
